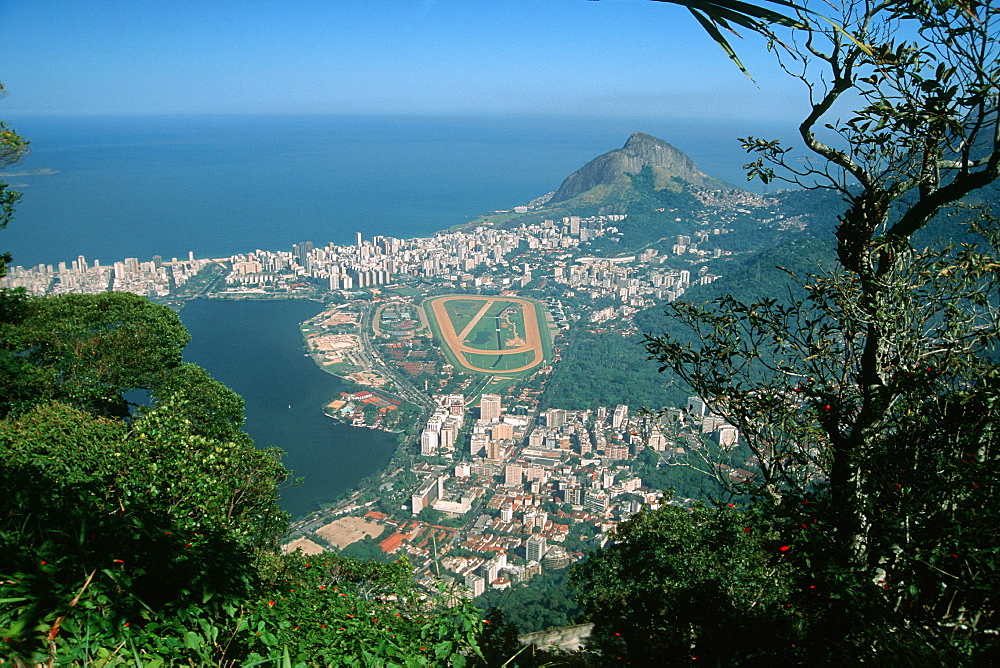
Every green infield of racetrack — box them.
[423,294,555,377]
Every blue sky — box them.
[0,0,805,122]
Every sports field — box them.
[424,295,553,376]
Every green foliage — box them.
[627,445,725,500]
[572,503,796,664]
[339,537,390,563]
[0,290,485,665]
[475,569,580,635]
[418,507,445,526]
[0,82,28,278]
[541,328,687,411]
[1,292,190,417]
[627,0,1000,660]
[148,361,247,440]
[0,394,289,663]
[237,554,484,666]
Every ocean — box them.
[0,113,795,517]
[0,113,789,269]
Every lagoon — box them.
[178,298,398,519]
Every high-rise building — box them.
[606,444,629,460]
[585,489,610,514]
[490,422,513,441]
[439,423,458,451]
[479,394,502,422]
[411,475,443,515]
[505,464,524,487]
[443,394,465,416]
[470,433,488,457]
[480,556,502,584]
[612,404,629,430]
[716,424,739,448]
[526,535,548,563]
[687,396,708,417]
[647,429,667,451]
[420,429,438,456]
[545,408,567,428]
[486,440,502,461]
[464,574,485,598]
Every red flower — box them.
[483,620,491,624]
[779,545,791,552]
[743,527,751,533]
[268,600,275,607]
[113,559,124,563]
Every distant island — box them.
[0,167,60,177]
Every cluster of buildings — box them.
[374,389,749,593]
[219,215,632,295]
[1,210,723,306]
[295,386,749,597]
[0,252,209,296]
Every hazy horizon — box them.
[0,113,795,270]
[1,0,805,123]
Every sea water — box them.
[0,113,787,269]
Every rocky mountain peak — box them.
[549,132,730,203]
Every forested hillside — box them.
[0,290,488,665]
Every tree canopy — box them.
[579,0,1000,662]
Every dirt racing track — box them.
[425,295,549,375]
